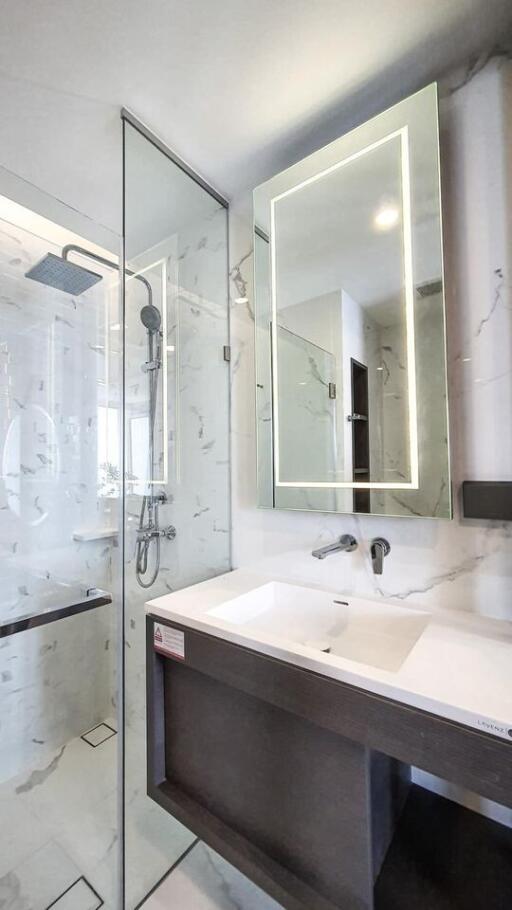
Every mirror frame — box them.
[253,83,452,519]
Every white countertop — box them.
[146,568,512,741]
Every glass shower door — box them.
[0,181,122,910]
[122,115,230,907]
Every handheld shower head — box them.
[140,304,161,334]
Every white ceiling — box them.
[0,0,511,232]
[276,135,405,317]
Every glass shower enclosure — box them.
[0,113,230,909]
[121,113,231,907]
[0,180,122,910]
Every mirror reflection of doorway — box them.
[350,357,370,512]
[277,325,337,486]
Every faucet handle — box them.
[370,537,390,575]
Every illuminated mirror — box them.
[254,84,451,518]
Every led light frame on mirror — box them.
[270,126,419,490]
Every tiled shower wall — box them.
[229,57,512,623]
[122,203,231,907]
[0,222,118,781]
[123,204,231,732]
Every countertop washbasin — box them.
[146,569,512,739]
[207,581,431,673]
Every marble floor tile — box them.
[141,842,284,910]
[0,793,53,878]
[14,733,117,828]
[0,870,30,910]
[0,841,81,910]
[1,719,196,910]
[0,726,118,910]
[47,878,101,910]
[51,789,118,874]
[83,853,118,910]
[124,792,196,908]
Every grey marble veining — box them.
[229,59,512,623]
[0,726,119,909]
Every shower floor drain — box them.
[81,722,117,748]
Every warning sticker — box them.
[153,623,185,660]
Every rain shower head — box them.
[140,304,161,333]
[25,253,103,296]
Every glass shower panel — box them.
[277,326,337,484]
[0,188,121,910]
[122,119,230,907]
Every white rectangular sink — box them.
[208,581,430,673]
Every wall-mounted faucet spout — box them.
[312,534,358,560]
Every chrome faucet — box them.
[370,538,390,575]
[312,534,358,560]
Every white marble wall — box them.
[123,205,231,731]
[375,291,450,517]
[230,58,512,624]
[0,221,118,781]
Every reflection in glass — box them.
[254,83,451,518]
[123,118,231,906]
[272,131,414,489]
[0,191,121,907]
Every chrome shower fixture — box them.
[26,241,175,589]
[25,244,154,303]
[140,304,162,333]
[25,252,102,295]
[135,305,176,589]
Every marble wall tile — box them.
[0,221,118,780]
[123,205,231,727]
[229,58,512,623]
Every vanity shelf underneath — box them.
[376,784,512,910]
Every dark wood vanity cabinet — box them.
[146,615,512,910]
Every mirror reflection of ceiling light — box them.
[166,345,175,353]
[374,205,399,230]
[110,323,121,331]
[234,296,249,304]
[270,126,419,491]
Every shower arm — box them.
[62,244,153,306]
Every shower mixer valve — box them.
[136,525,177,543]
